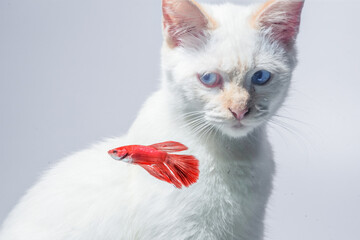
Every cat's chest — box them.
[157,158,264,239]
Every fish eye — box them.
[251,70,272,85]
[198,72,222,88]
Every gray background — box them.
[1,0,359,239]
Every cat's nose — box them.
[229,108,249,121]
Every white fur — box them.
[0,1,302,239]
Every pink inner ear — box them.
[162,0,209,48]
[258,1,304,46]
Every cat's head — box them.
[161,0,304,138]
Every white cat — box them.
[0,0,304,239]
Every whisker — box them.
[273,114,310,126]
[268,119,311,152]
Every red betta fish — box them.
[108,141,199,189]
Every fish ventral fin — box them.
[150,141,188,153]
[141,165,172,185]
[142,164,183,189]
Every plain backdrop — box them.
[1,0,359,239]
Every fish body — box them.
[108,141,199,188]
[109,145,167,165]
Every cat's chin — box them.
[220,123,256,139]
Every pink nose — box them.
[229,108,249,121]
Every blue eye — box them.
[251,70,272,85]
[199,72,222,88]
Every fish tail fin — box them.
[165,154,199,187]
[150,141,188,153]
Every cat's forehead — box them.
[204,3,256,27]
[203,3,261,72]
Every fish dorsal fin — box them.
[150,141,188,153]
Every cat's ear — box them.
[162,0,216,49]
[252,0,305,47]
